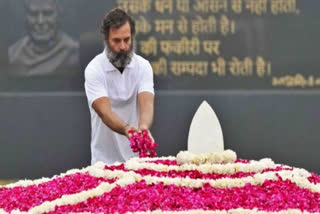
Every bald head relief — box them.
[24,0,59,45]
[8,0,80,77]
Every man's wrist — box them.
[139,124,149,130]
[123,123,130,134]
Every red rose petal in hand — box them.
[129,129,157,158]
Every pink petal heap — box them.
[0,172,115,213]
[1,150,319,214]
[48,179,319,214]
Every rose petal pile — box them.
[0,173,115,213]
[129,129,157,158]
[0,150,319,214]
[48,179,319,214]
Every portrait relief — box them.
[8,0,80,77]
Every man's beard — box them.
[106,40,134,68]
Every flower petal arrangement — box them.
[0,151,319,214]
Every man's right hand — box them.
[124,124,138,139]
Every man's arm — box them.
[138,92,154,131]
[92,97,137,138]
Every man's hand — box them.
[139,125,155,143]
[124,124,138,139]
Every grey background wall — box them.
[0,0,319,179]
[1,91,320,179]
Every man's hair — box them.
[101,8,136,41]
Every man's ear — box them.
[102,35,108,47]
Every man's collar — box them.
[102,49,135,72]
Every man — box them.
[84,8,155,164]
[8,0,79,77]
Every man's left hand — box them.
[139,125,155,143]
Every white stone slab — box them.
[188,101,224,153]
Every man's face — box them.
[106,21,133,68]
[25,0,58,43]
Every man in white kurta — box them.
[85,50,154,164]
[84,8,155,165]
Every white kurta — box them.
[84,49,154,165]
